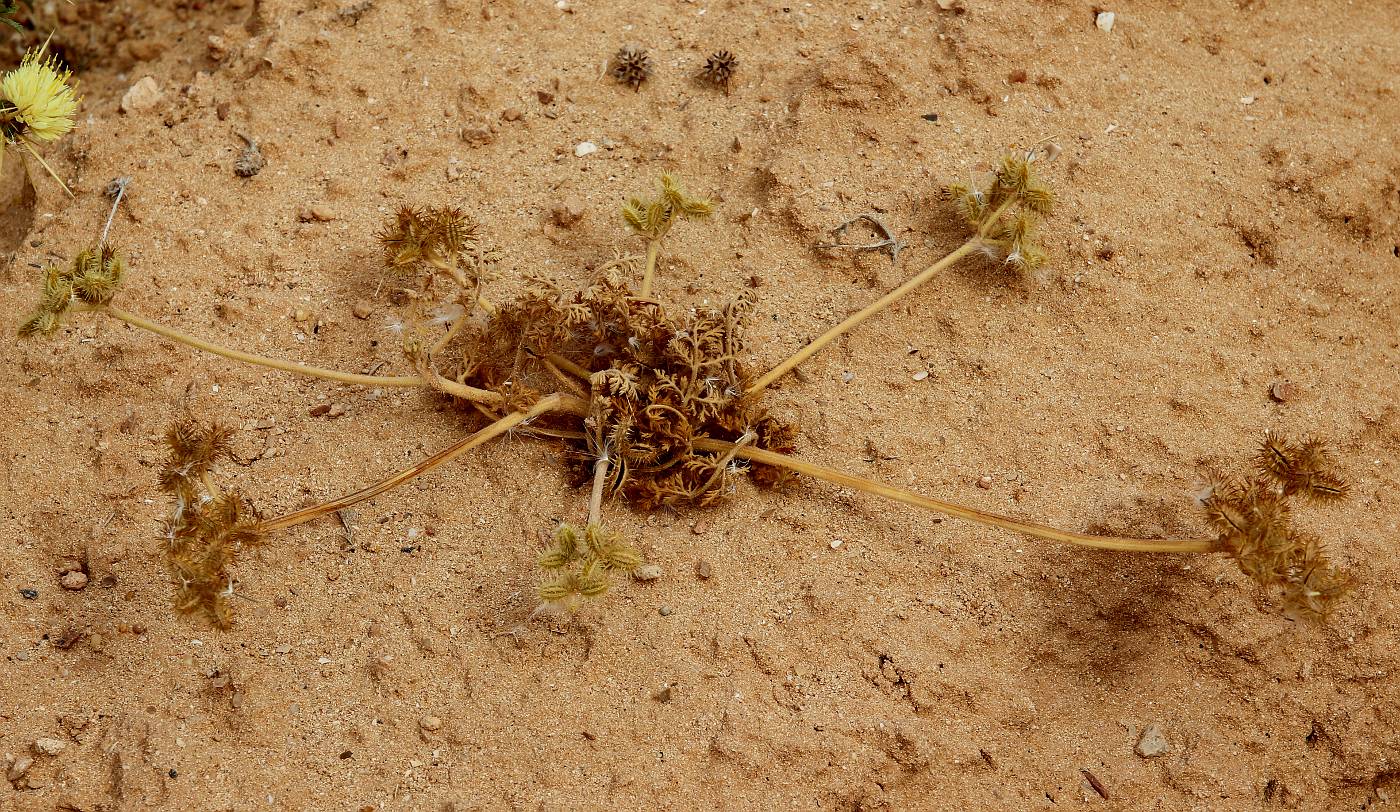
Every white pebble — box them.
[912,370,929,381]
[1095,11,1115,32]
[574,141,598,158]
[634,564,662,581]
[829,539,843,549]
[33,738,66,756]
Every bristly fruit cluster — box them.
[1200,432,1352,621]
[537,523,643,611]
[158,419,266,628]
[699,50,738,92]
[621,173,714,240]
[610,45,652,91]
[944,151,1054,272]
[375,205,498,295]
[18,245,125,336]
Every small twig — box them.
[815,213,905,263]
[100,177,130,246]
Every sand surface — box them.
[2,0,1398,809]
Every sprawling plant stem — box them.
[748,242,980,394]
[261,394,580,531]
[692,438,1217,554]
[90,304,504,404]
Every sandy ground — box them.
[2,0,1399,809]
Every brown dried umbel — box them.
[699,50,738,92]
[1200,432,1352,621]
[610,45,652,91]
[158,418,265,628]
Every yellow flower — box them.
[1,47,80,144]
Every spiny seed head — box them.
[538,545,571,571]
[699,50,738,90]
[1203,431,1353,622]
[553,523,581,557]
[18,310,58,338]
[610,46,652,91]
[538,575,574,603]
[70,245,126,304]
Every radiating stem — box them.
[692,438,1217,554]
[748,241,980,395]
[94,304,428,389]
[261,395,567,532]
[638,239,662,298]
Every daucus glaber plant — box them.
[18,149,1354,628]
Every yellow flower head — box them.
[1,47,80,144]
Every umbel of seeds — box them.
[610,46,652,91]
[700,50,738,92]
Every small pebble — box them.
[293,309,311,323]
[658,605,673,616]
[550,201,585,228]
[912,370,929,381]
[1095,11,1115,32]
[419,715,442,732]
[19,588,38,600]
[634,564,662,582]
[33,738,66,756]
[352,301,373,319]
[841,370,855,383]
[7,755,33,782]
[60,570,88,591]
[690,520,709,535]
[501,107,521,121]
[696,560,713,580]
[234,142,265,177]
[309,404,332,417]
[1136,723,1170,758]
[976,475,993,489]
[536,90,555,104]
[653,685,673,703]
[1270,380,1296,403]
[574,141,598,158]
[120,76,163,113]
[829,539,843,549]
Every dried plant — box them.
[699,50,738,92]
[158,418,266,628]
[17,147,1357,627]
[609,45,652,91]
[1200,432,1352,621]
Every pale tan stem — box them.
[588,457,609,527]
[95,305,427,390]
[748,241,980,395]
[638,239,662,298]
[428,314,467,356]
[261,395,567,532]
[421,366,507,406]
[541,357,588,398]
[693,438,1217,554]
[546,353,593,381]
